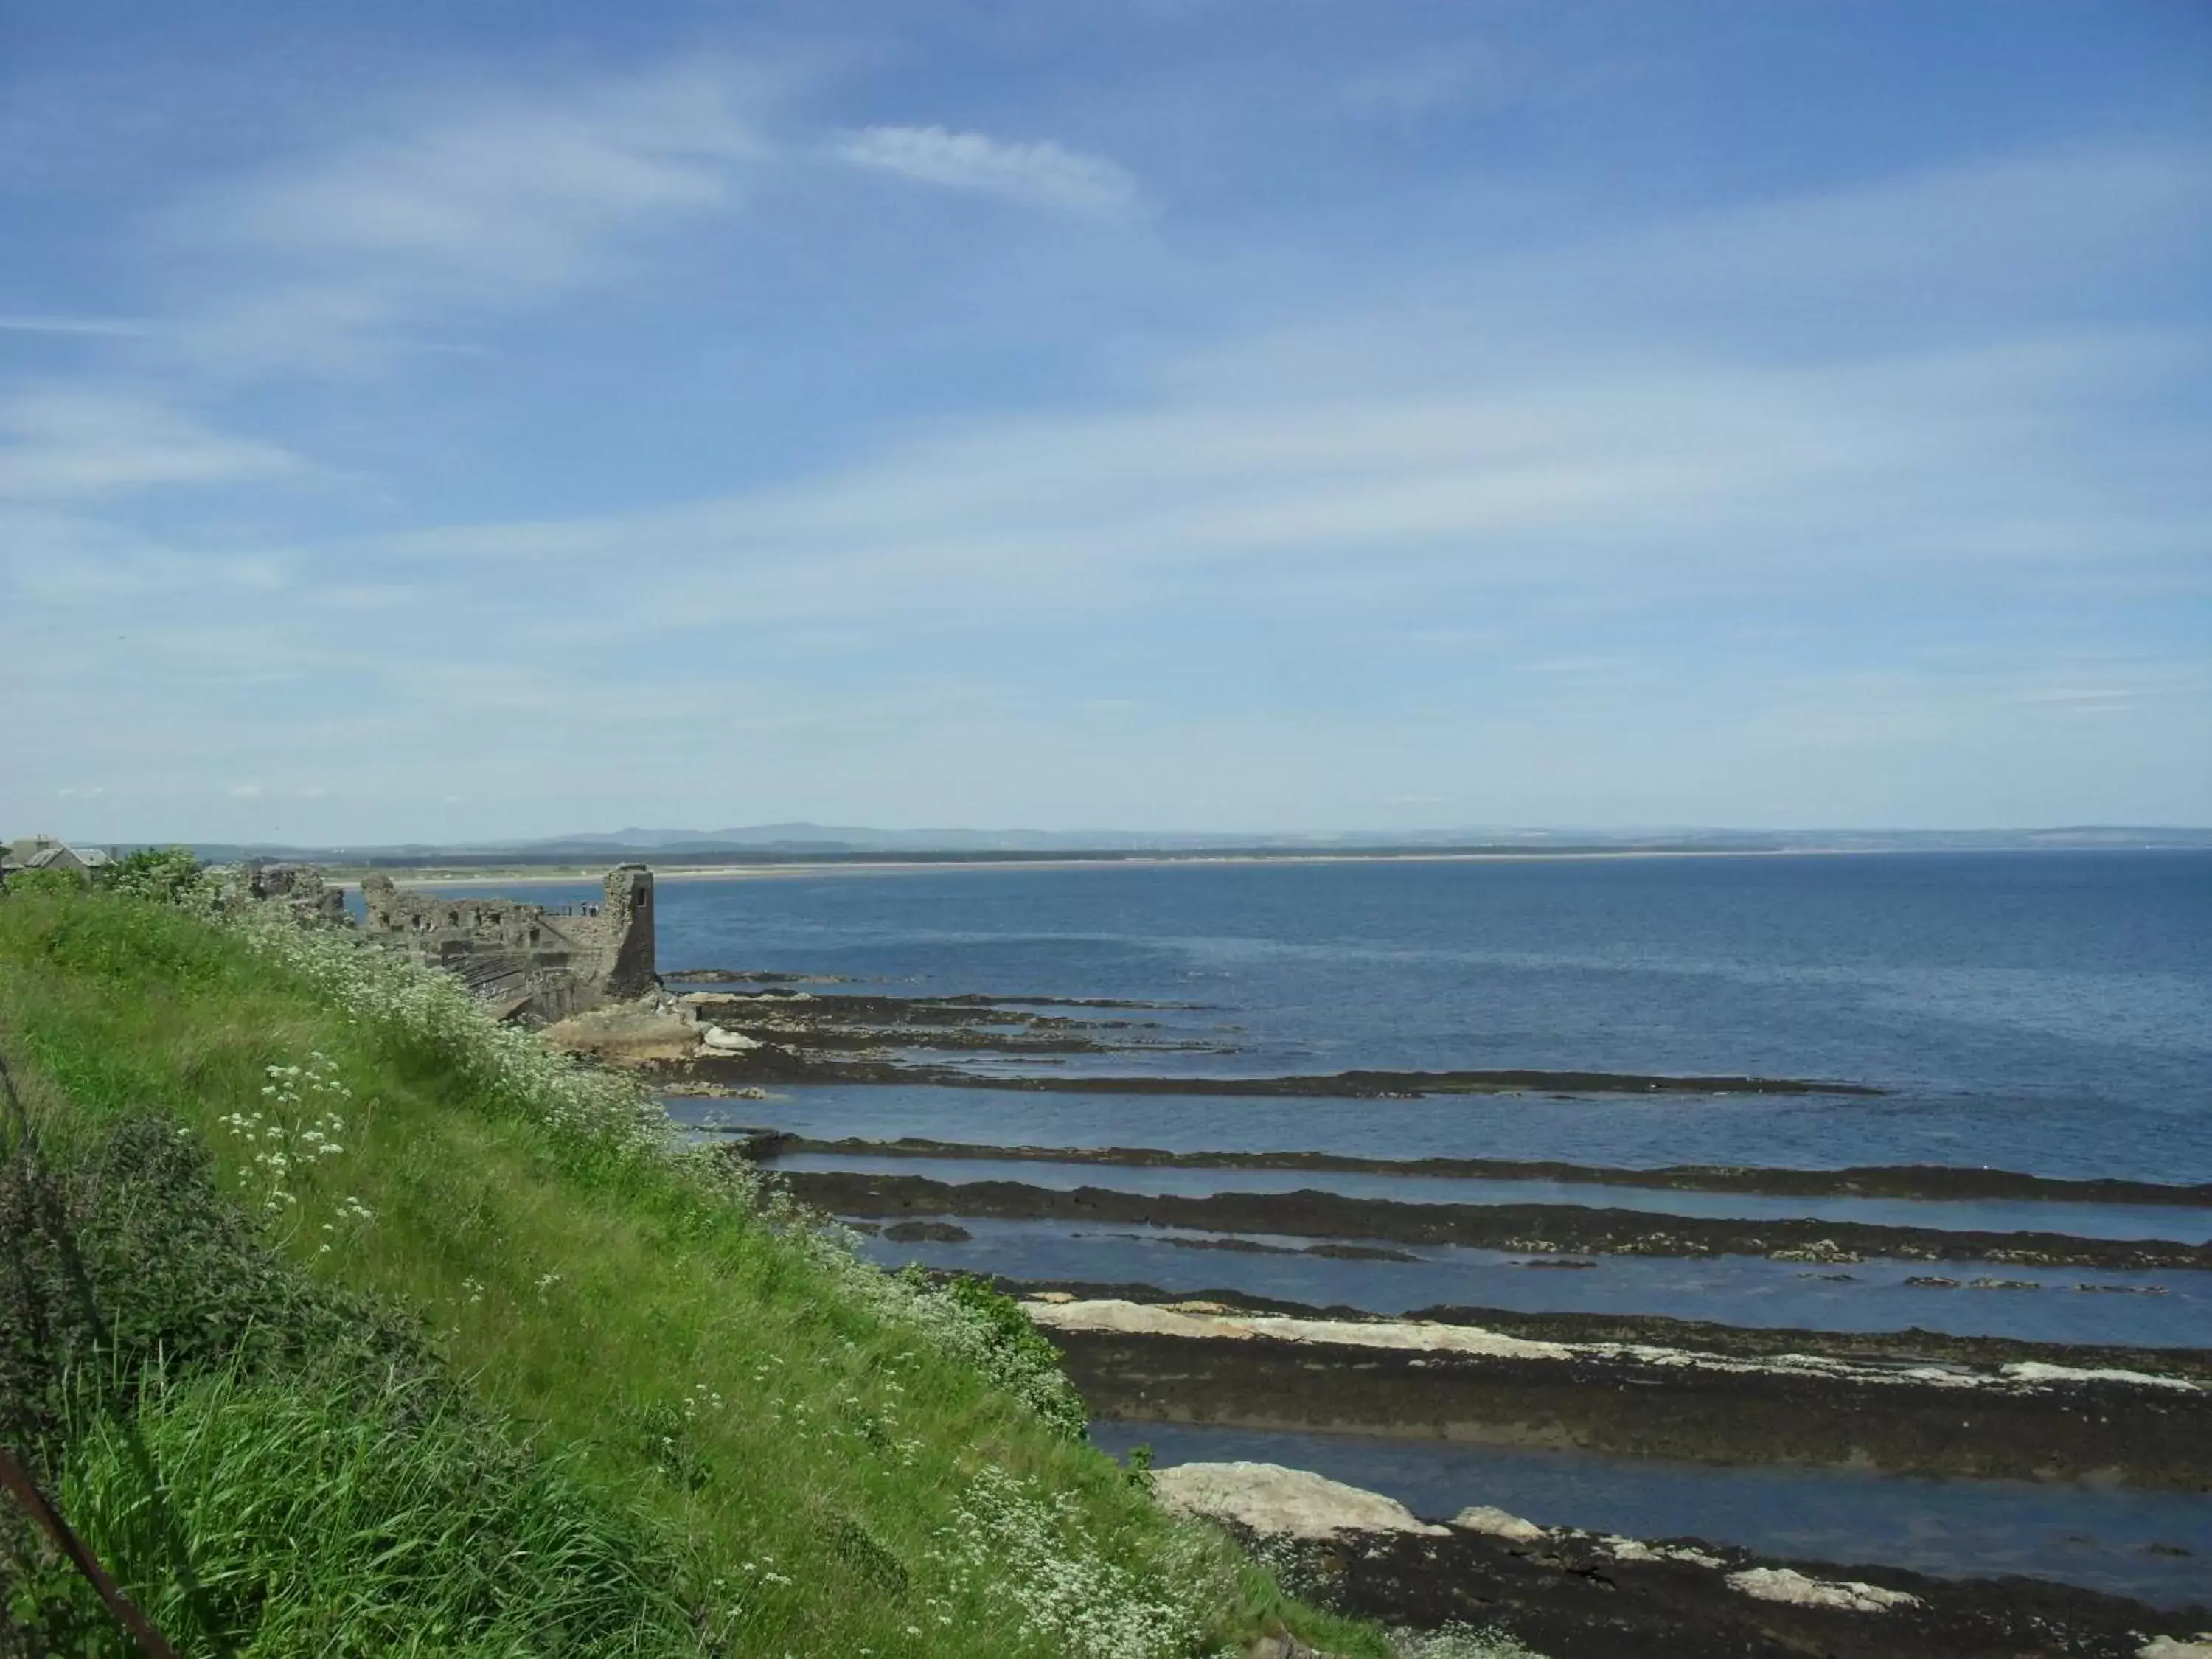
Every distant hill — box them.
[165,823,2212,868]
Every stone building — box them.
[245,861,349,925]
[360,863,656,1022]
[1,835,111,883]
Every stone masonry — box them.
[246,861,349,925]
[360,863,656,1023]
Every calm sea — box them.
[461,850,2212,1588]
[619,850,2212,1185]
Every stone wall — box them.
[360,863,655,1022]
[246,862,349,925]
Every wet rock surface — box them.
[776,1169,2212,1271]
[669,989,1218,1060]
[654,985,1878,1097]
[982,1276,2212,1380]
[880,1219,973,1243]
[768,1135,2212,1208]
[1220,1503,2212,1658]
[1020,1299,2212,1488]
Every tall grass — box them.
[55,1368,688,1658]
[0,883,1385,1659]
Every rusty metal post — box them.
[0,1441,181,1659]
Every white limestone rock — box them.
[1725,1566,1919,1612]
[1153,1461,1448,1540]
[1453,1506,1548,1543]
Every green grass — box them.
[57,1368,686,1657]
[0,884,1387,1658]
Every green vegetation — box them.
[88,848,205,907]
[0,878,1385,1658]
[58,1368,687,1656]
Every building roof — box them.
[2,836,109,873]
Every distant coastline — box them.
[322,840,2208,891]
[351,845,1761,890]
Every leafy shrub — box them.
[91,849,202,906]
[0,1116,457,1652]
[928,1464,1209,1659]
[863,1270,1088,1442]
[0,1116,439,1464]
[1124,1442,1156,1494]
[0,870,80,901]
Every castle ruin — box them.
[360,864,656,1023]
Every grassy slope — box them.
[0,887,1383,1658]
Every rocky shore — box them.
[613,984,1883,1097]
[760,1133,2212,1208]
[1155,1461,2212,1659]
[1023,1295,2212,1488]
[776,1167,2212,1271]
[574,966,2212,1649]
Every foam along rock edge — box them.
[2139,1639,2212,1659]
[2003,1360,2199,1391]
[1153,1461,1450,1541]
[1726,1567,1920,1613]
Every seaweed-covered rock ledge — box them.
[1027,1297,2212,1488]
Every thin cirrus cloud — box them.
[4,19,2207,837]
[366,137,2209,638]
[833,124,1143,218]
[0,386,301,501]
[171,61,773,374]
[355,324,2204,683]
[0,315,156,338]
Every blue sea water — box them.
[458,851,2212,1593]
[622,850,2212,1182]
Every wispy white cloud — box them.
[835,125,1141,219]
[0,387,300,500]
[6,100,2206,836]
[174,60,772,372]
[0,314,155,338]
[369,324,2208,643]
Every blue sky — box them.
[4,1,2208,843]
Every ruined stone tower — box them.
[361,863,658,1021]
[599,863,655,999]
